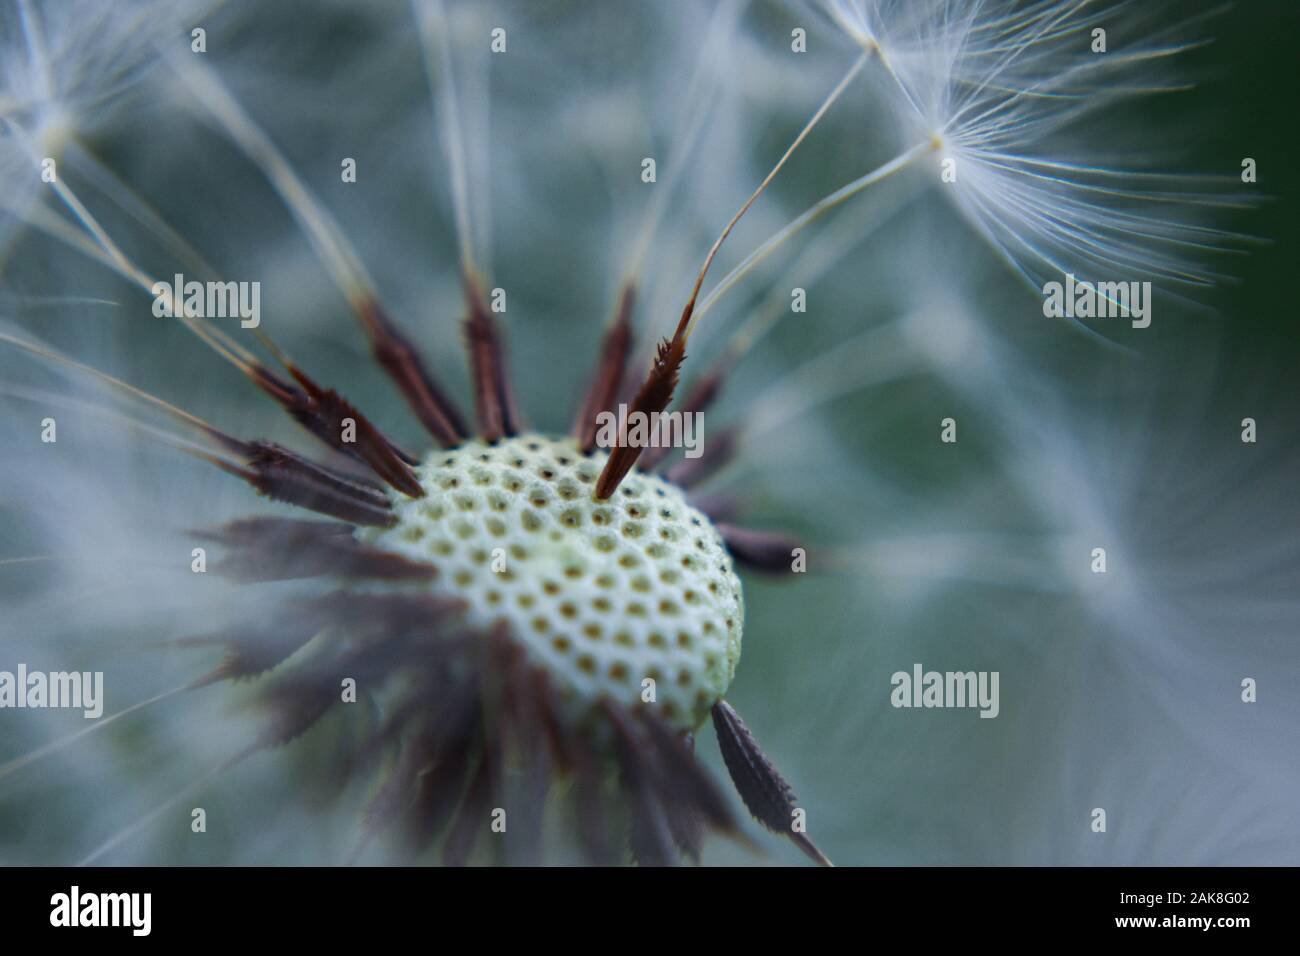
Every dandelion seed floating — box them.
[809,0,1257,309]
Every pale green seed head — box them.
[358,434,743,730]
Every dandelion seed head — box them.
[360,435,744,730]
[0,0,1283,868]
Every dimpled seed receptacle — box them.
[358,434,744,730]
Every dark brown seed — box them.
[686,491,742,523]
[356,297,467,446]
[402,683,482,855]
[227,442,397,526]
[281,362,424,497]
[595,335,686,499]
[241,356,415,489]
[179,616,322,687]
[441,753,493,866]
[246,442,390,506]
[570,738,617,866]
[198,517,438,582]
[462,277,520,442]
[635,707,740,837]
[717,522,805,574]
[665,427,739,488]
[638,362,727,471]
[309,591,466,634]
[573,282,636,453]
[711,699,831,866]
[600,701,677,866]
